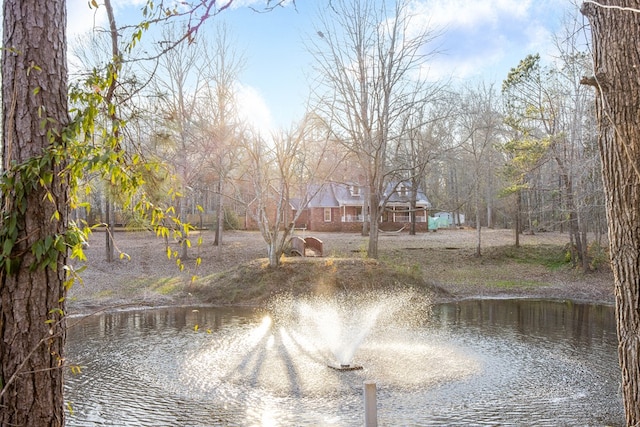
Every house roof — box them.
[384,182,431,208]
[305,184,339,208]
[302,181,431,209]
[333,183,365,206]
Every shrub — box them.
[587,241,610,271]
[224,208,240,230]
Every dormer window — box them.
[399,185,408,196]
[350,185,361,196]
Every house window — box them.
[324,208,332,222]
[399,185,407,196]
[350,185,360,196]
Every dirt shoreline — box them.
[67,228,616,315]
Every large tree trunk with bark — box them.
[582,1,640,423]
[0,0,69,425]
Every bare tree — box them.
[581,1,640,423]
[195,24,246,251]
[551,10,603,266]
[457,82,504,256]
[309,0,440,258]
[150,27,204,258]
[421,98,465,226]
[244,116,340,267]
[395,97,453,234]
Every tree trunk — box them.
[486,169,494,229]
[515,190,521,247]
[525,191,534,233]
[409,203,417,235]
[105,193,115,262]
[267,227,291,268]
[409,185,417,236]
[104,0,118,264]
[564,175,584,268]
[214,179,224,250]
[179,196,188,259]
[582,1,640,423]
[0,0,68,424]
[361,188,370,236]
[580,227,589,272]
[368,193,380,258]
[560,169,587,270]
[268,239,280,267]
[475,188,482,257]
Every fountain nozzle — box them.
[328,363,363,371]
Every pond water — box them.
[64,297,624,426]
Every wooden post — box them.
[364,381,378,427]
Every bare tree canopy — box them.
[309,0,442,258]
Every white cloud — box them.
[410,0,532,32]
[67,0,154,41]
[67,0,107,40]
[422,46,506,82]
[408,0,570,83]
[236,83,274,135]
[524,22,554,56]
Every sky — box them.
[67,0,582,132]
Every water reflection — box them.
[64,299,624,426]
[436,299,617,344]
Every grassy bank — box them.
[68,230,615,314]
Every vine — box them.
[1,37,200,291]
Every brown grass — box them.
[67,228,615,314]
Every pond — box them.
[64,296,624,426]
